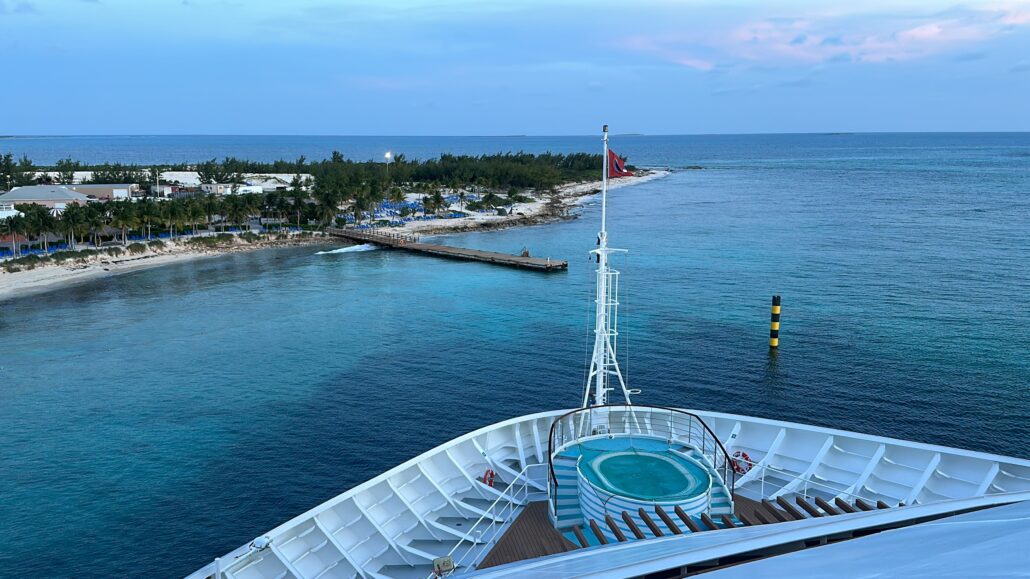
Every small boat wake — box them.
[316,244,378,255]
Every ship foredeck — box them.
[190,408,1030,579]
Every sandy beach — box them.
[0,170,668,301]
[0,235,332,302]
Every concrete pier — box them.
[325,227,568,272]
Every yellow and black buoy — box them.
[769,295,781,348]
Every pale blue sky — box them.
[1,0,1029,134]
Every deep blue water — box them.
[0,134,1028,577]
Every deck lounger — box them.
[776,496,808,520]
[605,515,628,542]
[675,506,703,533]
[654,505,683,534]
[854,498,876,511]
[639,509,664,537]
[753,509,774,525]
[796,496,825,518]
[622,512,646,539]
[571,525,590,548]
[700,513,721,531]
[876,500,892,509]
[834,498,858,513]
[588,520,609,545]
[762,499,791,522]
[815,497,842,515]
[720,515,738,528]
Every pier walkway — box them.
[325,227,568,272]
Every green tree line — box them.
[2,151,610,190]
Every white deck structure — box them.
[189,408,1030,579]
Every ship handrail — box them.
[735,456,883,504]
[433,462,548,577]
[547,405,738,516]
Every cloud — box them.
[618,2,1030,69]
[952,51,988,61]
[1010,60,1030,72]
[616,35,715,70]
[0,0,36,14]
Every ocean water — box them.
[0,134,1028,577]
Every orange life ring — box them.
[731,451,752,475]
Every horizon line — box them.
[3,131,1030,140]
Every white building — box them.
[150,184,175,197]
[68,183,138,200]
[200,183,264,196]
[0,202,22,220]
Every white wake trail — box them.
[315,244,378,255]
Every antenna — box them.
[583,125,634,408]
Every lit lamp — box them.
[384,151,393,180]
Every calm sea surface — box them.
[1,134,1028,577]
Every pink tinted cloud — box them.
[621,2,1030,68]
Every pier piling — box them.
[769,295,781,348]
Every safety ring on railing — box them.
[731,450,752,475]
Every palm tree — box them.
[202,194,223,232]
[160,201,182,239]
[61,203,87,248]
[188,199,206,235]
[85,203,106,247]
[430,189,445,216]
[224,196,248,231]
[108,200,137,245]
[138,198,159,240]
[21,204,50,253]
[481,191,502,209]
[313,184,343,229]
[287,175,308,230]
[268,192,290,232]
[244,193,263,232]
[504,187,523,210]
[387,186,405,204]
[3,214,23,257]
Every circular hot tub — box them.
[581,451,712,501]
[573,437,716,528]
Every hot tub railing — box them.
[548,405,737,517]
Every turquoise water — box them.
[576,438,712,500]
[0,134,1028,576]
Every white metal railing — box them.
[739,457,881,505]
[434,462,548,577]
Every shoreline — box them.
[391,169,670,236]
[0,170,669,301]
[0,235,333,302]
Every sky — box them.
[0,0,1029,135]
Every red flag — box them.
[608,149,634,178]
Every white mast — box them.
[583,125,634,408]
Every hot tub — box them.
[574,436,715,535]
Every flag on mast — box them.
[607,149,634,178]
